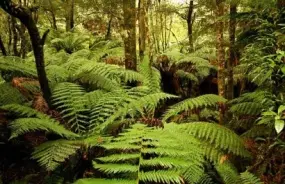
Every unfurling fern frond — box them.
[32,140,81,171]
[52,82,89,134]
[8,118,79,139]
[163,94,227,122]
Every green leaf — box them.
[278,105,285,115]
[275,119,284,134]
[262,111,277,116]
[281,66,285,74]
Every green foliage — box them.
[240,171,263,184]
[75,122,249,184]
[0,56,37,79]
[163,94,227,122]
[52,82,89,134]
[32,140,81,171]
[0,83,25,105]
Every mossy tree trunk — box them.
[123,0,137,71]
[0,0,52,106]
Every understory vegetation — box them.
[0,0,284,184]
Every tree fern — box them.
[163,94,227,122]
[240,171,263,184]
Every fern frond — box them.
[0,83,25,105]
[177,122,250,158]
[215,162,241,184]
[52,82,89,134]
[32,140,81,171]
[240,171,263,184]
[0,56,37,78]
[9,118,79,139]
[163,94,227,122]
[1,104,50,119]
[139,56,162,92]
[139,170,183,184]
[93,162,138,174]
[74,179,136,184]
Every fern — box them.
[240,171,263,184]
[139,56,162,92]
[32,140,81,171]
[0,83,25,105]
[52,82,89,134]
[8,118,79,139]
[163,94,227,122]
[0,56,37,78]
[76,123,248,184]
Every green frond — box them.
[230,102,264,116]
[46,65,70,84]
[176,70,199,82]
[163,94,227,122]
[93,162,138,174]
[98,92,177,131]
[139,170,183,184]
[96,154,140,163]
[0,56,37,78]
[1,104,51,119]
[9,118,79,139]
[177,122,250,157]
[32,140,81,171]
[52,82,89,134]
[74,179,136,184]
[240,171,263,184]
[0,83,25,105]
[215,162,241,184]
[139,56,162,92]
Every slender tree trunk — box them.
[48,0,57,30]
[123,0,137,71]
[227,4,236,101]
[216,0,226,124]
[105,16,113,40]
[7,16,12,54]
[187,0,194,52]
[0,1,52,106]
[66,0,75,31]
[11,17,20,56]
[139,0,149,61]
[0,36,7,56]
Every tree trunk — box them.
[11,17,20,56]
[48,0,57,30]
[123,0,137,71]
[187,0,194,52]
[227,4,236,101]
[215,0,226,124]
[105,16,113,40]
[66,0,75,31]
[0,1,52,106]
[139,0,149,61]
[0,36,7,56]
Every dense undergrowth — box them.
[0,1,285,184]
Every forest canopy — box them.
[0,0,284,184]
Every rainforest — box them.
[0,0,284,183]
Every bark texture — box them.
[187,0,194,51]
